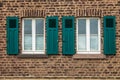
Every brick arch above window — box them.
[21,9,46,17]
[76,8,102,17]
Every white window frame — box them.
[76,18,101,54]
[22,18,45,54]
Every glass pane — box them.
[36,19,44,34]
[24,35,32,50]
[49,19,56,28]
[78,35,86,51]
[65,19,72,28]
[24,19,32,34]
[90,35,98,51]
[90,19,98,34]
[78,19,86,34]
[36,35,44,50]
[106,18,113,28]
[9,19,16,28]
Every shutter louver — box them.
[62,16,75,55]
[46,16,58,55]
[104,16,116,55]
[7,17,19,55]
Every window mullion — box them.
[22,19,24,51]
[76,19,79,52]
[98,19,101,51]
[87,19,90,52]
[43,19,45,52]
[32,19,36,52]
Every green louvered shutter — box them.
[104,16,116,55]
[7,17,19,55]
[62,16,75,55]
[46,16,58,55]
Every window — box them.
[77,18,100,54]
[65,19,73,28]
[106,18,114,28]
[22,18,45,54]
[49,19,56,28]
[9,19,16,28]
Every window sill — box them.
[22,51,45,54]
[17,54,48,58]
[73,53,106,59]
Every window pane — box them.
[24,19,32,34]
[36,35,44,50]
[49,19,56,28]
[106,18,113,28]
[78,19,86,34]
[90,19,98,34]
[36,19,44,50]
[36,19,44,34]
[90,35,98,51]
[65,19,72,28]
[24,35,32,50]
[78,35,86,51]
[9,19,16,28]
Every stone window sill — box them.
[17,54,48,58]
[73,53,106,59]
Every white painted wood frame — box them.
[76,18,101,54]
[22,18,45,54]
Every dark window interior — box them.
[65,19,72,28]
[49,19,56,28]
[106,18,113,28]
[9,19,16,28]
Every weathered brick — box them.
[0,0,120,79]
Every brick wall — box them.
[0,0,120,79]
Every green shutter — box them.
[62,16,75,55]
[46,16,58,55]
[7,16,19,55]
[104,16,116,55]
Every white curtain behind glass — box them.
[24,19,32,50]
[90,19,98,51]
[78,19,86,51]
[36,19,44,50]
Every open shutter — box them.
[104,16,116,55]
[7,17,19,55]
[62,16,75,55]
[46,16,58,55]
